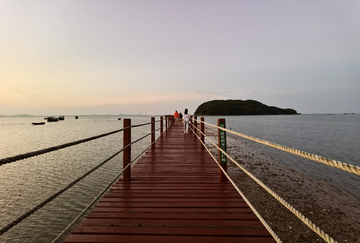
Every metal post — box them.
[123,119,131,182]
[160,116,163,136]
[201,117,205,149]
[218,118,227,182]
[151,117,155,150]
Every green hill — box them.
[194,99,297,115]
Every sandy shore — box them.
[205,130,360,243]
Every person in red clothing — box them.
[174,110,179,124]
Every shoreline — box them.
[205,129,360,242]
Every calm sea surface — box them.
[204,114,360,199]
[0,115,156,243]
[0,114,359,242]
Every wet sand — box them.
[205,130,360,242]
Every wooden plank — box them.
[104,193,242,198]
[90,207,254,213]
[63,123,276,243]
[109,189,237,193]
[86,212,260,221]
[64,234,276,243]
[70,226,271,236]
[98,198,245,203]
[79,218,263,227]
[93,202,250,208]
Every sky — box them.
[1,0,360,116]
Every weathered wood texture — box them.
[64,123,275,243]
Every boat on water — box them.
[44,116,59,122]
[32,122,45,125]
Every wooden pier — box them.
[63,122,276,243]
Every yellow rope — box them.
[201,121,360,176]
[192,124,338,243]
[189,126,283,243]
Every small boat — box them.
[44,116,59,122]
[32,122,45,125]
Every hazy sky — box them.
[1,0,359,116]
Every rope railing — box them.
[0,128,125,166]
[188,124,282,243]
[187,124,282,241]
[192,121,337,243]
[0,118,163,167]
[7,115,337,242]
[0,116,167,237]
[0,146,125,235]
[51,132,160,243]
[197,119,360,176]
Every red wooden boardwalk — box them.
[63,123,276,243]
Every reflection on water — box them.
[0,116,157,242]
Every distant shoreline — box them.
[0,114,160,117]
[1,113,358,117]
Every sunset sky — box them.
[1,0,360,116]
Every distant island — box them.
[194,99,298,115]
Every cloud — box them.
[197,90,234,98]
[138,89,150,94]
[245,90,262,95]
[14,89,41,101]
[276,87,296,91]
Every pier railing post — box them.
[218,118,227,182]
[160,116,163,136]
[194,116,197,136]
[165,116,168,131]
[190,115,193,134]
[151,117,155,150]
[123,118,131,182]
[201,117,205,149]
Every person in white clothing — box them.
[183,108,190,134]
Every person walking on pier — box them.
[183,108,190,134]
[174,110,179,124]
[179,112,183,122]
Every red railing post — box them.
[166,115,172,129]
[201,117,205,149]
[151,117,155,150]
[190,115,193,134]
[165,116,168,131]
[123,118,131,182]
[194,116,197,136]
[218,118,227,182]
[160,116,163,136]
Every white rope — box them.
[200,120,360,176]
[192,125,338,243]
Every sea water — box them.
[0,114,359,242]
[0,115,156,243]
[204,114,360,199]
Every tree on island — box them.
[194,99,298,115]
